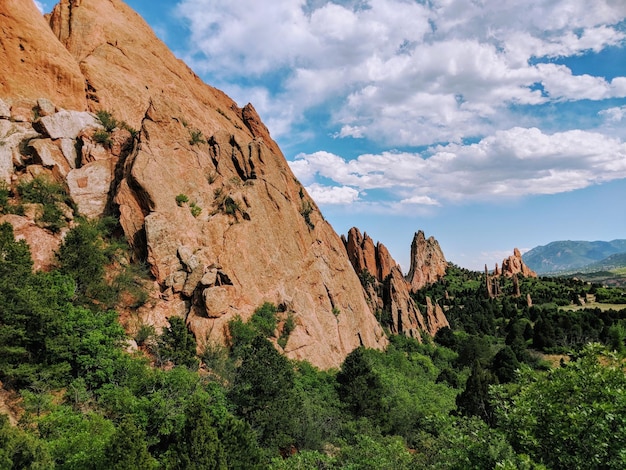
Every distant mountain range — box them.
[522,239,626,274]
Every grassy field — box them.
[560,301,626,312]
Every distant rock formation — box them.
[485,248,537,298]
[407,230,448,293]
[343,227,449,338]
[501,248,537,278]
[0,0,388,369]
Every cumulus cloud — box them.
[290,127,626,206]
[600,105,626,122]
[305,183,360,204]
[176,0,626,144]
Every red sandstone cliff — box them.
[0,0,388,368]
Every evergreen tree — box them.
[337,347,384,420]
[103,417,157,469]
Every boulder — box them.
[0,214,61,271]
[66,159,114,218]
[0,120,39,182]
[0,99,10,119]
[39,110,100,140]
[202,286,233,318]
[28,138,71,177]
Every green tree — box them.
[0,414,52,469]
[103,417,157,470]
[492,346,520,383]
[493,344,626,469]
[157,317,199,370]
[229,336,297,450]
[57,220,110,303]
[337,347,384,421]
[456,361,497,424]
[162,396,227,470]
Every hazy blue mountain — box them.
[522,240,626,274]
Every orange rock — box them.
[39,0,387,368]
[0,214,61,271]
[407,230,448,292]
[501,248,537,278]
[0,0,86,110]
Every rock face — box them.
[407,230,448,293]
[0,0,86,111]
[343,227,449,338]
[0,0,388,369]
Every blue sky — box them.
[37,0,626,271]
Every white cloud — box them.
[176,0,626,145]
[34,1,44,13]
[304,183,360,204]
[600,105,626,122]
[291,127,626,206]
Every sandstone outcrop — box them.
[485,249,537,298]
[0,0,389,369]
[501,248,537,278]
[407,230,448,293]
[343,227,449,338]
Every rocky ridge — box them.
[342,228,449,338]
[0,0,391,369]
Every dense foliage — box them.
[1,226,625,468]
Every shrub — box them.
[135,324,156,346]
[190,202,202,218]
[93,130,113,147]
[175,193,189,206]
[300,200,314,229]
[223,196,240,216]
[189,129,205,145]
[96,110,118,132]
[250,302,278,337]
[277,314,295,350]
[17,176,70,232]
[157,317,199,370]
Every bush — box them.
[250,302,278,337]
[190,202,202,218]
[175,193,189,206]
[157,317,199,370]
[223,196,240,216]
[93,130,113,147]
[96,110,119,132]
[189,129,205,145]
[300,200,314,229]
[17,176,70,232]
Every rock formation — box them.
[343,227,449,338]
[407,230,448,293]
[485,249,537,298]
[501,248,537,278]
[0,0,388,369]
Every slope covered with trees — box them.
[1,226,626,468]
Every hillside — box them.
[522,239,626,274]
